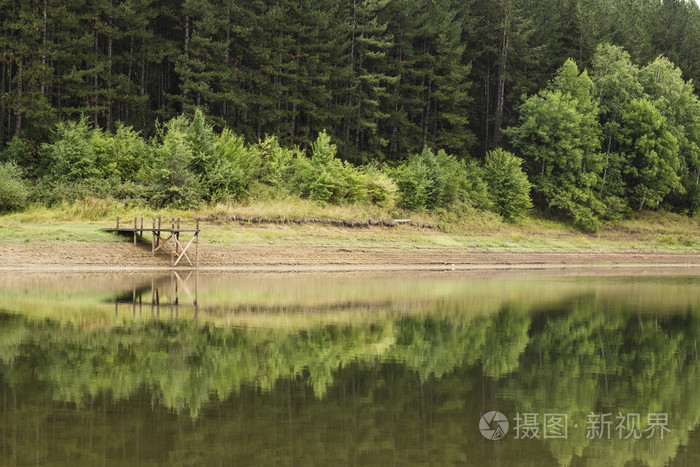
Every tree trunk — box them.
[182,14,190,112]
[41,0,47,97]
[423,84,431,148]
[601,133,612,184]
[484,70,490,154]
[127,37,133,122]
[93,31,99,127]
[638,191,647,211]
[107,14,113,132]
[1,59,5,143]
[290,33,300,140]
[7,65,12,136]
[493,1,511,148]
[140,38,146,97]
[15,59,22,136]
[223,12,230,116]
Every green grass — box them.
[0,198,699,252]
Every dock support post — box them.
[133,217,137,245]
[176,218,180,256]
[194,269,199,319]
[140,217,144,236]
[195,218,200,268]
[171,217,175,266]
[157,217,161,248]
[170,272,174,321]
[152,218,156,253]
[116,216,120,229]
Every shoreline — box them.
[2,240,700,273]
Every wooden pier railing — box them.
[103,217,200,267]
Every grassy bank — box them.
[1,198,699,252]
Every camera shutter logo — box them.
[479,411,509,440]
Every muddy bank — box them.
[1,241,700,271]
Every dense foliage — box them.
[483,148,531,221]
[3,0,700,228]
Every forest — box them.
[3,0,700,231]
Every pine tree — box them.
[344,0,395,162]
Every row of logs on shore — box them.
[207,215,439,230]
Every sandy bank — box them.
[1,241,700,272]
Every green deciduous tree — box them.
[506,59,604,231]
[590,43,643,217]
[639,57,700,215]
[617,98,680,211]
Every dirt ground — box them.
[2,239,700,271]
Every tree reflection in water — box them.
[0,273,699,466]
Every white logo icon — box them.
[480,411,509,440]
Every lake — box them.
[0,270,699,466]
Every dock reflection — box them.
[114,271,199,320]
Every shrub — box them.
[30,177,117,206]
[258,135,304,190]
[461,160,493,210]
[394,147,490,211]
[148,118,202,208]
[98,124,150,182]
[0,136,37,175]
[39,117,103,182]
[292,130,369,204]
[306,130,352,202]
[205,129,262,201]
[483,148,533,221]
[394,153,434,210]
[361,164,398,208]
[0,162,29,213]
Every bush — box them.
[205,129,262,201]
[97,123,150,182]
[148,117,202,208]
[483,148,533,221]
[291,130,370,204]
[305,130,353,202]
[39,117,103,181]
[393,147,490,211]
[0,162,29,213]
[0,136,37,175]
[258,135,304,190]
[394,153,434,210]
[30,177,117,206]
[361,164,398,208]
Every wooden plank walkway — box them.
[103,216,200,267]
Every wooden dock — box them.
[103,216,200,267]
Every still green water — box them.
[0,271,699,466]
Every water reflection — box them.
[0,272,699,466]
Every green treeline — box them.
[3,0,700,229]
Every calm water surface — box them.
[0,271,699,466]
